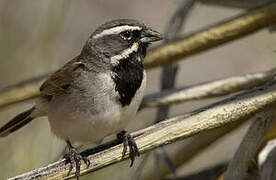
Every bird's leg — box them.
[117,130,140,167]
[64,140,90,180]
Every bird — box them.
[0,19,162,179]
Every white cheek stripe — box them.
[93,25,142,39]
[110,42,139,65]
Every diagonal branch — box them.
[9,79,276,180]
[143,2,276,68]
[1,2,276,110]
[142,117,249,180]
[141,67,276,108]
[224,109,275,180]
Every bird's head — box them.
[82,19,162,65]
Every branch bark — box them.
[141,68,276,108]
[9,79,276,180]
[1,2,276,109]
[142,118,249,180]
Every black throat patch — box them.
[111,53,144,107]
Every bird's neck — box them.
[111,52,144,107]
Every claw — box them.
[64,141,91,180]
[117,130,140,167]
[82,156,91,168]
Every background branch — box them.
[224,109,274,180]
[142,67,276,108]
[143,2,276,68]
[10,79,276,180]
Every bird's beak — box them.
[140,28,162,43]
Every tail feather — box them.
[0,107,35,137]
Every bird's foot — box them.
[64,141,90,180]
[117,130,140,167]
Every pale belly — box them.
[45,71,146,144]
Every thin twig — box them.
[224,109,275,180]
[9,79,276,180]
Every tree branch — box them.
[1,2,276,109]
[224,109,274,180]
[142,118,249,180]
[143,2,276,69]
[142,67,276,108]
[9,79,276,180]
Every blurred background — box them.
[0,0,276,179]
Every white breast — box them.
[44,70,146,144]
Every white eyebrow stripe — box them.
[110,42,139,65]
[93,25,142,39]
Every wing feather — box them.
[40,58,83,96]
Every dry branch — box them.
[9,79,276,179]
[1,2,276,110]
[142,119,249,180]
[142,68,276,108]
[224,109,274,180]
[143,2,276,68]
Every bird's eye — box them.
[120,31,132,40]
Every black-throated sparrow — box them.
[0,19,162,179]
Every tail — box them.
[0,107,35,137]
